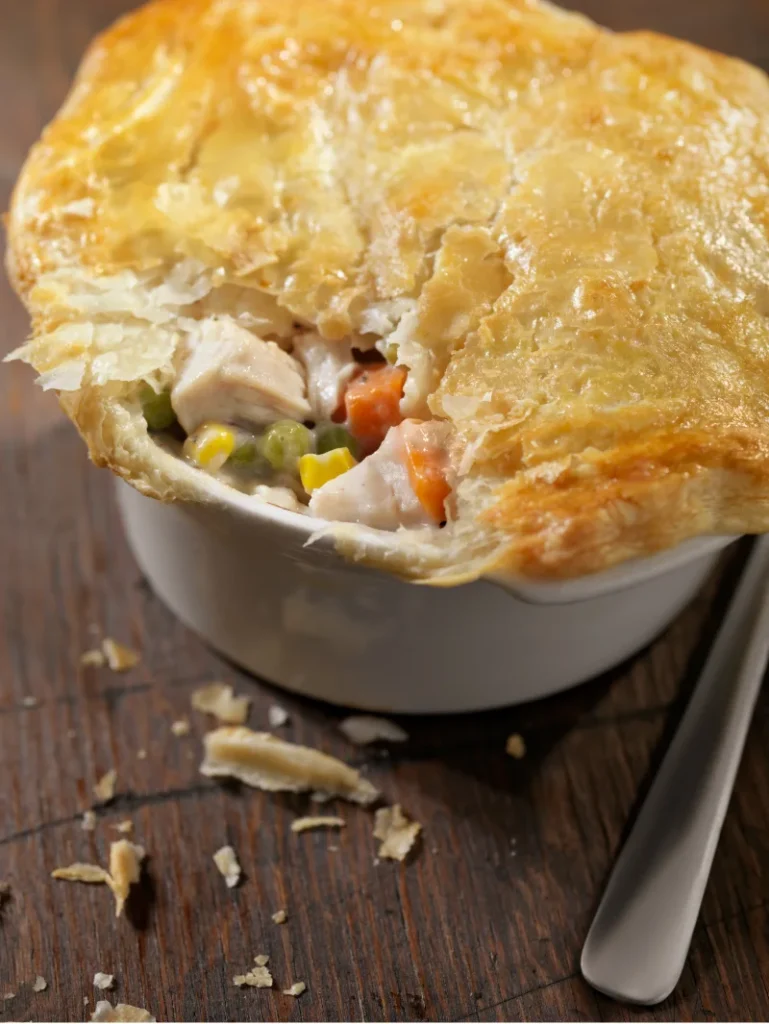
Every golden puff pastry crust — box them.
[8,0,769,582]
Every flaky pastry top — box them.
[8,0,769,582]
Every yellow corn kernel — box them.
[183,422,236,471]
[299,447,357,493]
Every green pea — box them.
[229,440,258,465]
[316,424,359,460]
[260,420,313,472]
[140,386,177,432]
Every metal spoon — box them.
[581,535,769,1006]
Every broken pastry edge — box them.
[5,265,705,586]
[4,247,469,579]
[12,293,749,586]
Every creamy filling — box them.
[140,318,451,530]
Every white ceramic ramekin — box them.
[115,478,734,712]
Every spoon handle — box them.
[581,536,769,1006]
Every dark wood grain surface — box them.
[3,1,769,1021]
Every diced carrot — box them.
[402,427,451,523]
[344,365,406,453]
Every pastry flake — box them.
[93,770,117,804]
[339,715,408,745]
[101,640,139,672]
[373,805,422,862]
[267,705,289,729]
[191,683,251,725]
[81,648,106,667]
[282,982,306,998]
[212,845,241,888]
[107,840,145,918]
[91,1000,155,1022]
[53,844,145,917]
[51,863,111,885]
[233,958,272,989]
[200,726,379,805]
[505,734,526,759]
[290,816,345,833]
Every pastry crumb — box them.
[52,842,144,918]
[91,1000,155,1022]
[136,749,147,760]
[93,769,117,804]
[291,816,345,833]
[233,964,272,989]
[93,973,114,991]
[254,955,269,967]
[171,718,191,737]
[271,909,287,924]
[3,992,14,1001]
[52,863,111,885]
[213,845,241,888]
[107,840,145,917]
[82,810,97,831]
[81,648,106,667]
[267,705,289,728]
[191,682,251,725]
[373,805,422,862]
[339,715,408,745]
[32,975,47,993]
[283,981,306,998]
[21,695,39,708]
[505,733,526,759]
[201,726,379,805]
[101,639,139,672]
[112,820,133,835]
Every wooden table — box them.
[3,1,769,1021]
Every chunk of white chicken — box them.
[171,318,310,434]
[293,333,358,421]
[309,420,450,530]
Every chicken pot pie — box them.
[7,0,769,583]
